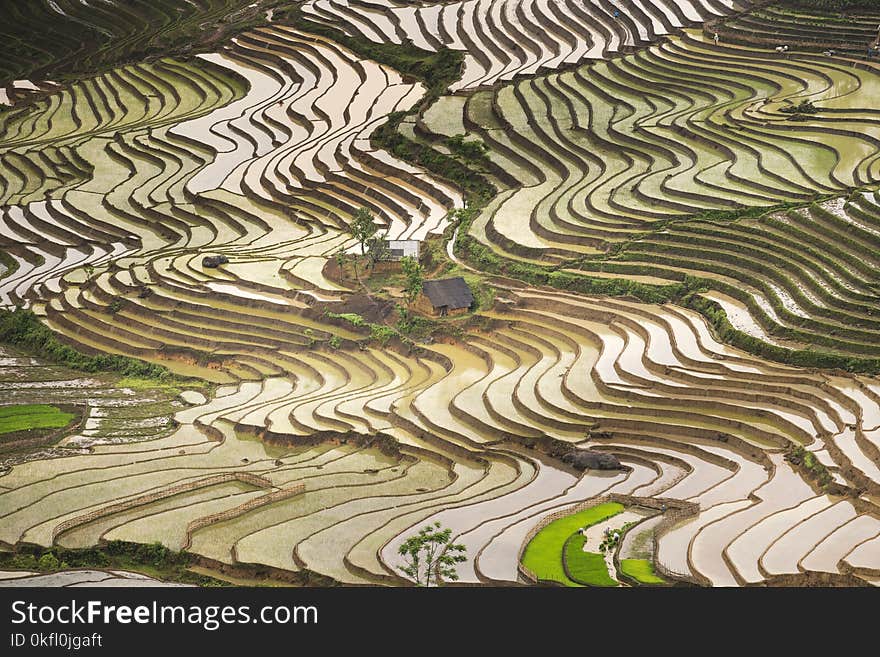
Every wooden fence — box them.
[52,472,276,542]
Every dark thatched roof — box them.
[422,277,474,310]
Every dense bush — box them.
[786,444,833,489]
[445,134,491,167]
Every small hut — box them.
[416,277,474,317]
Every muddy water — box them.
[844,533,880,571]
[800,514,880,573]
[689,454,815,586]
[832,427,880,485]
[415,343,490,441]
[694,445,769,507]
[286,256,347,291]
[761,501,857,577]
[632,460,687,497]
[656,499,750,577]
[727,495,832,584]
[642,444,735,501]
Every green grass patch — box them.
[521,502,624,586]
[326,312,366,327]
[564,535,618,587]
[619,559,666,585]
[0,404,75,435]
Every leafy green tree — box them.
[397,522,466,587]
[349,207,378,256]
[334,250,347,268]
[401,256,423,305]
[366,234,390,267]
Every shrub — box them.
[37,552,60,571]
[326,312,366,327]
[780,100,819,115]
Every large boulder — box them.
[202,254,229,268]
[561,449,622,471]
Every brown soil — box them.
[762,571,871,587]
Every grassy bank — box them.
[0,307,172,380]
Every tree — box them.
[349,207,378,257]
[401,256,423,305]
[334,249,346,268]
[366,234,390,268]
[397,522,466,587]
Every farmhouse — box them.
[416,277,474,317]
[372,239,421,272]
[386,239,420,261]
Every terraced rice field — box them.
[0,0,275,84]
[0,346,180,468]
[299,0,751,91]
[0,569,191,588]
[575,192,880,361]
[420,31,880,263]
[715,3,880,57]
[2,2,880,588]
